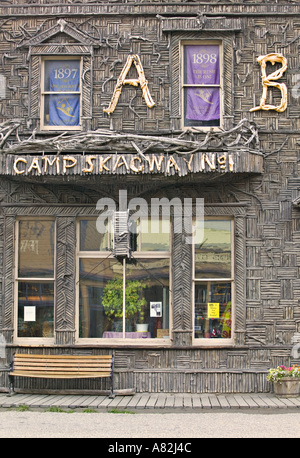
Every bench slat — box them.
[13,361,112,368]
[14,358,112,362]
[10,370,112,379]
[13,365,111,373]
[14,354,112,360]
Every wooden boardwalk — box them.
[0,392,300,411]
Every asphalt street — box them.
[0,409,300,439]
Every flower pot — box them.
[273,378,300,397]
[136,323,149,332]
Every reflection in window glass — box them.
[195,220,231,279]
[17,219,55,339]
[79,219,112,252]
[139,218,170,252]
[126,259,169,338]
[79,257,170,339]
[79,258,122,338]
[194,218,233,340]
[78,215,170,340]
[17,282,54,337]
[18,220,55,278]
[194,282,231,339]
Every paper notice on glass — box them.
[24,306,36,322]
[150,302,162,317]
[207,303,219,319]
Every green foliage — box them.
[102,279,147,322]
[108,408,135,414]
[16,404,30,412]
[45,406,65,412]
[44,406,75,413]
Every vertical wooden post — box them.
[172,216,193,346]
[55,216,76,345]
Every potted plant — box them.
[136,302,149,332]
[102,278,147,331]
[266,365,300,397]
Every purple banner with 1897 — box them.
[185,45,220,122]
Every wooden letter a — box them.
[103,54,155,115]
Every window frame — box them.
[40,56,83,131]
[75,216,172,346]
[192,216,235,346]
[14,217,56,344]
[180,39,223,131]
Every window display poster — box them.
[24,306,36,322]
[150,302,162,317]
[207,302,219,319]
[47,60,80,126]
[185,45,220,121]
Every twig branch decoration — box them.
[0,118,260,155]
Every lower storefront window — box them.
[17,282,54,338]
[78,218,170,340]
[194,219,233,340]
[194,282,231,339]
[16,219,55,339]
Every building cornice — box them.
[0,3,300,18]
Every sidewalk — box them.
[1,391,300,411]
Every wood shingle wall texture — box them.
[0,0,300,393]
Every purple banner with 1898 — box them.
[185,45,220,122]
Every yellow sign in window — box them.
[207,302,219,319]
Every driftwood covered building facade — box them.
[0,0,300,394]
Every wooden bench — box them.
[8,353,114,398]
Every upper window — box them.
[182,42,222,128]
[41,57,82,130]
